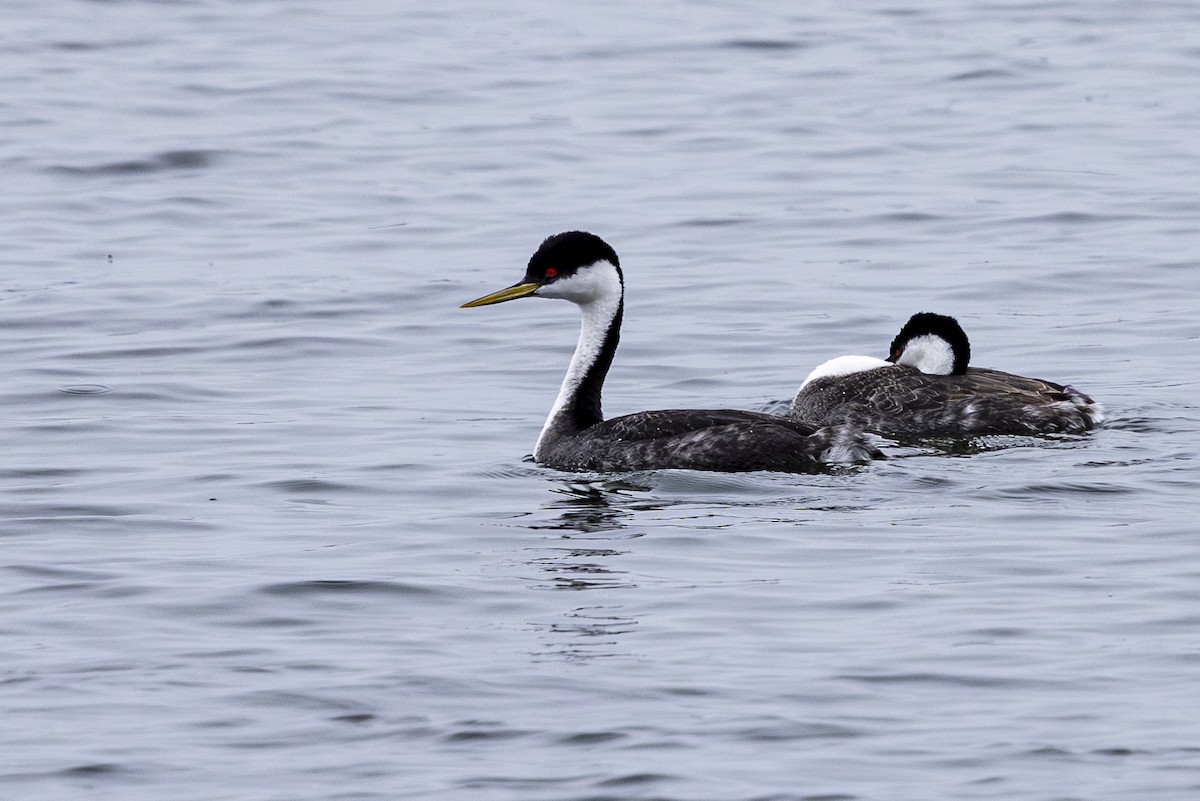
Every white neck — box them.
[533,262,623,458]
[895,334,955,375]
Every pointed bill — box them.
[460,281,541,308]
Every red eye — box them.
[545,267,557,279]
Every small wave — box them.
[722,38,810,52]
[555,730,627,745]
[444,722,533,743]
[46,149,220,177]
[1004,211,1141,226]
[59,763,124,777]
[0,502,142,518]
[65,345,208,361]
[727,720,863,742]
[841,671,1048,689]
[0,467,88,480]
[596,772,678,787]
[948,68,1017,81]
[256,478,370,495]
[983,478,1140,499]
[674,216,751,228]
[9,563,116,582]
[56,384,114,395]
[257,579,443,598]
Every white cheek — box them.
[895,334,954,375]
[535,260,621,305]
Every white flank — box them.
[799,355,892,390]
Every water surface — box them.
[2,2,1199,800]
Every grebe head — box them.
[887,312,970,375]
[461,231,622,309]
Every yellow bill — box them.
[461,281,541,308]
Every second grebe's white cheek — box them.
[799,355,893,390]
[535,260,622,306]
[895,334,954,375]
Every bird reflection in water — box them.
[524,479,654,661]
[526,479,651,590]
[533,606,638,663]
[526,478,659,536]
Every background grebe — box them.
[791,312,1102,437]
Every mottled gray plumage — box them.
[536,407,877,473]
[792,363,1101,437]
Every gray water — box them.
[3,2,1199,799]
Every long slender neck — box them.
[535,290,623,453]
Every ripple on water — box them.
[255,478,380,497]
[594,771,678,787]
[0,501,151,519]
[838,671,1056,690]
[257,579,445,599]
[44,149,222,177]
[528,554,637,592]
[60,344,212,361]
[55,384,114,395]
[725,719,864,743]
[59,763,125,777]
[445,722,535,743]
[982,479,1140,500]
[0,467,88,480]
[720,38,811,52]
[555,730,628,746]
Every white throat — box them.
[895,334,955,375]
[533,261,623,457]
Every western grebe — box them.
[791,312,1103,437]
[462,231,881,472]
[887,312,971,375]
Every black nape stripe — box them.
[569,297,623,430]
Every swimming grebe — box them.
[463,232,881,472]
[791,312,1102,437]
